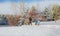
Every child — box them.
[35,19,40,25]
[35,16,40,26]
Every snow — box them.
[0,20,60,36]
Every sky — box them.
[0,0,42,3]
[0,0,60,15]
[0,0,59,2]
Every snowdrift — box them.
[0,20,60,36]
[0,25,60,36]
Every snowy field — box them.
[0,20,60,36]
[0,25,60,36]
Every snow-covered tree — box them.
[29,6,37,17]
[44,7,53,21]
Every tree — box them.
[44,7,53,21]
[44,8,49,16]
[51,4,60,21]
[29,6,37,17]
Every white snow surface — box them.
[0,20,60,36]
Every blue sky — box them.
[0,0,60,3]
[0,0,43,3]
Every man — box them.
[29,17,32,25]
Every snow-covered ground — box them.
[0,25,60,36]
[0,20,60,36]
